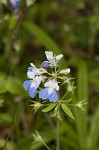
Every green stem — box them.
[54,66,60,150]
[56,93,60,150]
[61,91,68,100]
[56,117,60,150]
[43,142,51,150]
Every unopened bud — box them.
[60,68,70,74]
[31,102,43,113]
[38,68,47,74]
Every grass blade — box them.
[74,60,88,149]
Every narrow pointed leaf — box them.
[61,104,74,119]
[42,103,56,112]
[87,105,99,148]
[62,98,72,103]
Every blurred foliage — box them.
[0,0,99,150]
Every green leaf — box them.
[61,104,74,119]
[9,16,17,30]
[90,77,99,86]
[74,60,88,149]
[87,105,99,148]
[0,139,16,150]
[7,77,26,95]
[0,113,12,124]
[62,98,72,103]
[26,0,36,6]
[42,103,56,112]
[0,76,7,94]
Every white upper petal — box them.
[34,76,43,86]
[48,88,54,94]
[53,82,59,91]
[29,63,43,76]
[44,80,59,91]
[45,80,52,87]
[56,54,63,60]
[30,63,36,68]
[45,51,63,66]
[45,51,53,61]
[27,71,35,79]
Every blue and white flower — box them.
[39,79,59,102]
[10,0,20,9]
[23,76,43,98]
[27,63,39,80]
[41,51,63,68]
[27,63,47,79]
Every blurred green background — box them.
[0,0,99,150]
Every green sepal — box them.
[67,81,76,94]
[61,103,74,119]
[51,105,63,121]
[74,99,87,111]
[42,103,56,112]
[30,101,43,113]
[61,98,72,103]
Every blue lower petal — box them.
[41,61,50,68]
[29,85,38,98]
[28,67,33,72]
[39,88,49,100]
[49,89,57,102]
[23,80,33,90]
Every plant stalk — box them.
[56,117,60,150]
[54,66,60,150]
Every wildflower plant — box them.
[23,51,86,150]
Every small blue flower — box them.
[10,0,20,9]
[41,61,50,68]
[27,63,40,80]
[27,63,47,79]
[39,80,59,102]
[39,87,58,102]
[23,76,42,98]
[41,51,63,68]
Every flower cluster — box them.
[23,51,70,102]
[10,0,20,9]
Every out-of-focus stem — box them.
[56,116,60,150]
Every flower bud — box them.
[60,68,70,74]
[75,100,87,111]
[31,102,43,113]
